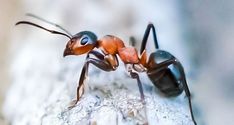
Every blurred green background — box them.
[1,0,234,125]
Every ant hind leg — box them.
[140,23,159,54]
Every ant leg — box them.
[129,36,136,46]
[140,23,159,54]
[129,71,145,103]
[129,71,148,124]
[68,63,88,109]
[69,51,116,109]
[156,58,197,125]
[174,62,197,125]
[87,50,105,60]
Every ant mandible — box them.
[16,14,197,125]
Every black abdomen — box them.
[147,50,184,96]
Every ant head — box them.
[15,20,97,57]
[63,31,97,57]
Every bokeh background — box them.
[0,0,234,125]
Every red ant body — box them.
[64,32,147,71]
[16,14,197,125]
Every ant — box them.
[16,14,197,125]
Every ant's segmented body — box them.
[16,14,197,125]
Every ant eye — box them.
[80,37,89,45]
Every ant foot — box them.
[68,100,78,109]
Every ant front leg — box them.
[68,51,117,109]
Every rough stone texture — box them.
[3,0,195,125]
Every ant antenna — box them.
[15,21,72,40]
[26,13,72,37]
